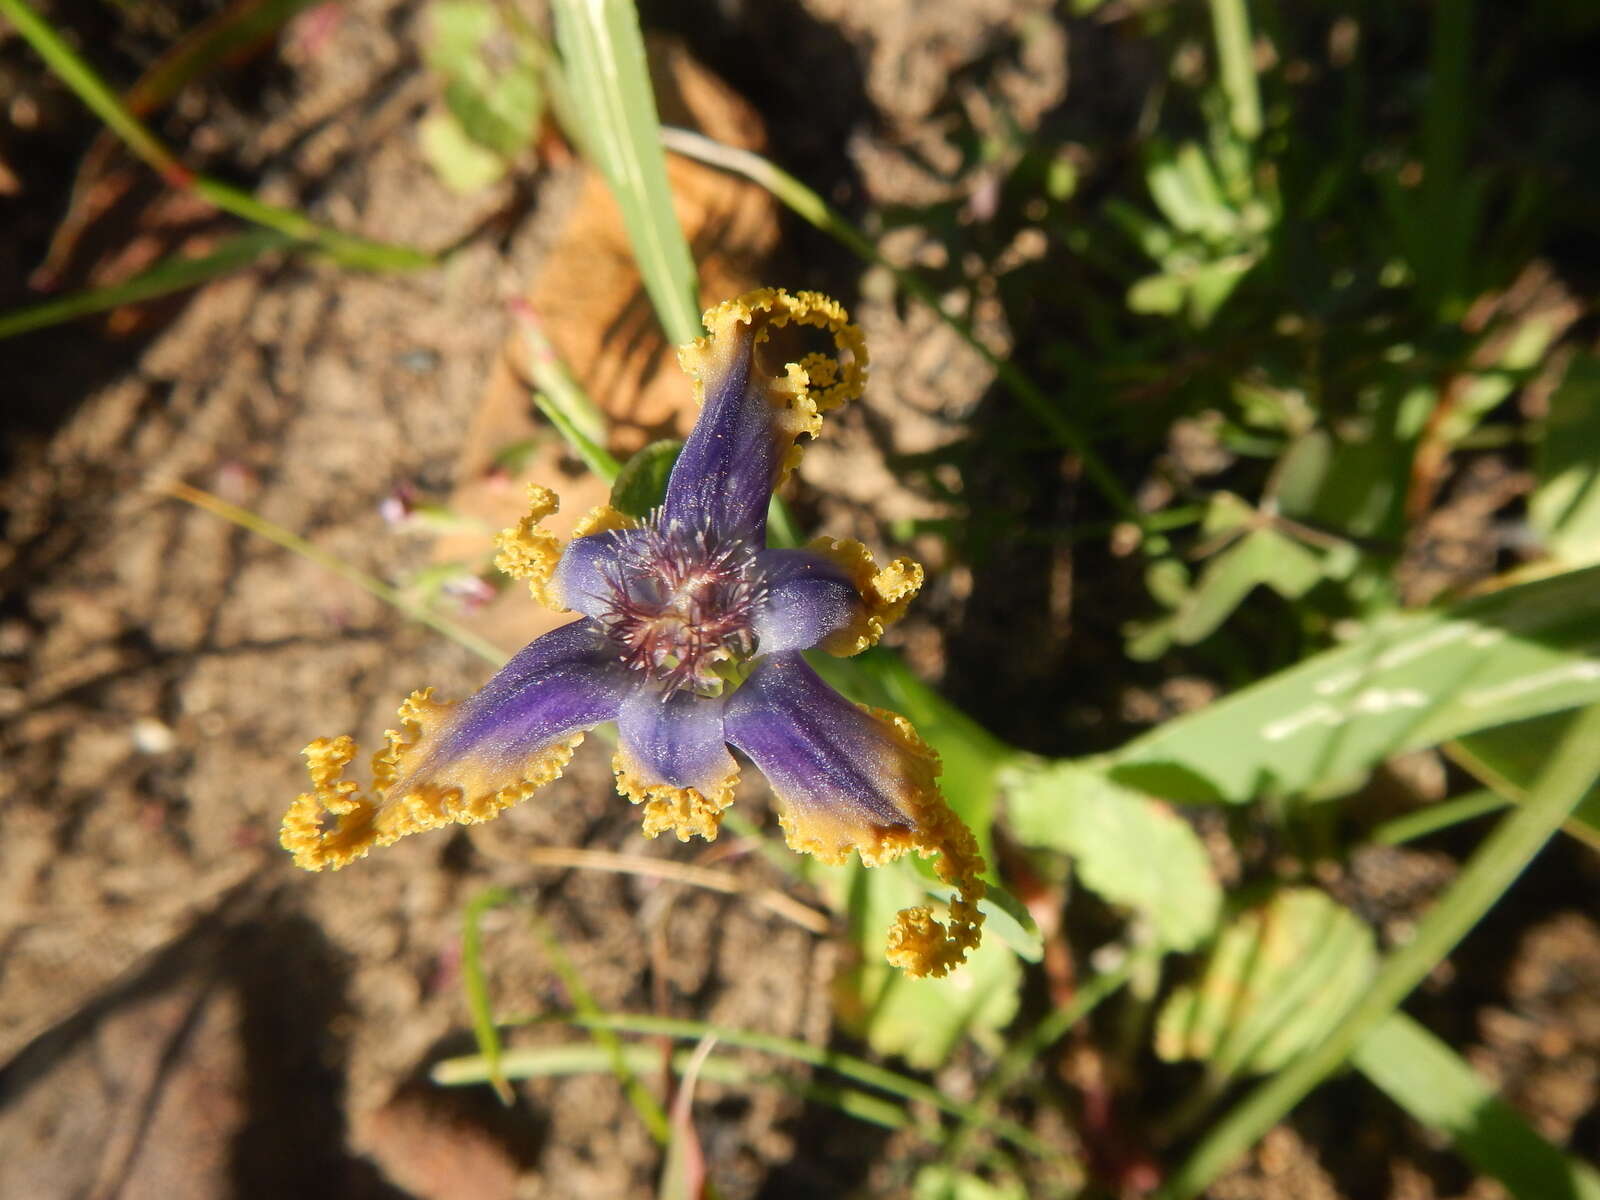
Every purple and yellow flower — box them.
[281,289,985,977]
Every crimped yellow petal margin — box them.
[613,752,741,844]
[494,484,566,610]
[677,288,870,488]
[806,536,924,656]
[280,688,583,870]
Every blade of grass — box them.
[658,126,1156,549]
[551,0,700,344]
[0,0,432,272]
[1354,1011,1600,1200]
[0,228,294,339]
[509,299,622,479]
[162,482,507,665]
[1207,0,1262,142]
[1160,702,1600,1198]
[1370,789,1508,846]
[527,913,672,1144]
[496,1009,1048,1158]
[461,886,515,1105]
[433,1041,913,1133]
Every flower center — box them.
[598,520,763,697]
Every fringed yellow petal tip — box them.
[678,288,869,486]
[808,537,925,656]
[494,484,566,610]
[863,706,986,978]
[613,753,740,843]
[279,688,584,870]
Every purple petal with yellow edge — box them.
[723,652,986,977]
[281,619,628,870]
[663,290,867,543]
[661,306,774,540]
[751,548,863,656]
[550,527,643,619]
[614,687,739,842]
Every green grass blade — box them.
[460,887,515,1105]
[1207,0,1262,141]
[1159,702,1600,1198]
[527,917,671,1144]
[0,229,294,339]
[551,0,700,344]
[433,1042,913,1135]
[1370,789,1508,846]
[486,1009,1049,1157]
[1354,1011,1600,1200]
[0,0,432,272]
[510,300,622,479]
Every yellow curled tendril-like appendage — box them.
[806,536,925,657]
[678,288,869,489]
[493,484,566,610]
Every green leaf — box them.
[1112,564,1600,803]
[1128,526,1327,660]
[610,439,682,517]
[1531,358,1600,565]
[1155,888,1376,1078]
[1354,1012,1600,1200]
[913,1166,1027,1200]
[1003,762,1220,951]
[552,0,701,345]
[424,0,542,158]
[418,107,508,192]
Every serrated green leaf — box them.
[1112,564,1600,803]
[1002,763,1220,950]
[610,439,682,517]
[1155,889,1376,1077]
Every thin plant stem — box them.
[461,887,516,1105]
[942,952,1137,1166]
[161,482,508,665]
[1160,702,1600,1198]
[528,915,674,1144]
[0,0,432,272]
[0,229,293,338]
[500,1010,1050,1158]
